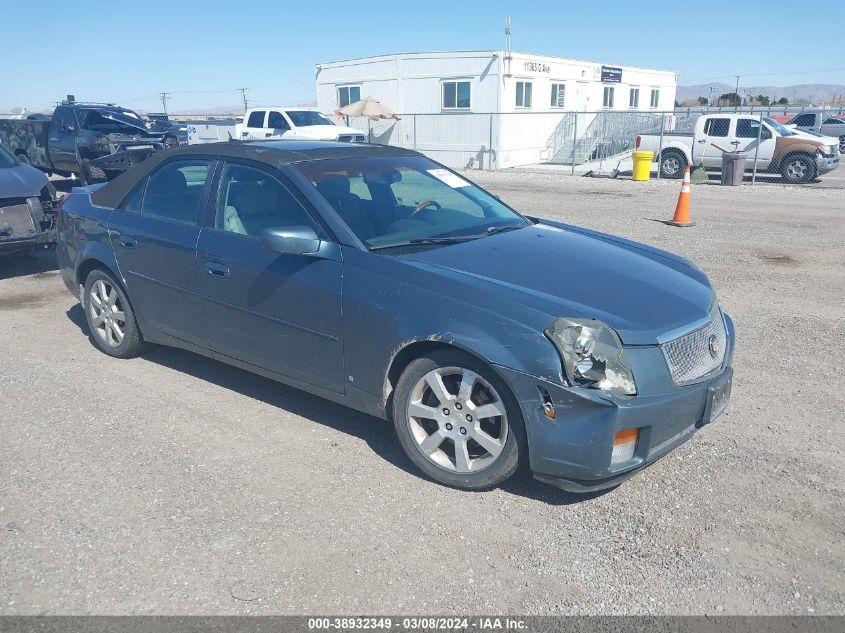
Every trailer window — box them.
[550,83,565,108]
[338,86,361,108]
[602,86,614,109]
[516,82,533,108]
[442,81,471,110]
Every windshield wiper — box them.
[370,235,483,251]
[485,223,526,235]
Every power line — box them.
[680,66,845,85]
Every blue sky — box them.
[2,0,843,112]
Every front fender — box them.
[340,248,564,403]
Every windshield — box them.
[79,108,146,133]
[0,143,18,167]
[764,117,794,136]
[296,155,529,249]
[286,111,333,127]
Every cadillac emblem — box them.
[708,334,720,359]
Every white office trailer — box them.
[316,51,678,169]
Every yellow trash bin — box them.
[632,150,654,181]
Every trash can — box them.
[632,150,654,181]
[721,151,748,186]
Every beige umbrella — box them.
[337,96,399,120]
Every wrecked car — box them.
[0,142,56,256]
[56,141,735,493]
[0,97,168,185]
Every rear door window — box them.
[141,159,213,223]
[792,114,815,126]
[246,111,266,128]
[703,118,730,137]
[267,111,290,130]
[121,180,146,213]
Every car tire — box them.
[80,158,107,185]
[83,269,144,358]
[392,349,527,491]
[659,150,687,179]
[780,153,816,184]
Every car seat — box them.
[315,175,377,240]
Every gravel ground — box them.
[0,172,843,615]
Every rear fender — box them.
[662,142,691,165]
[75,240,121,288]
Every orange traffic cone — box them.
[666,166,695,227]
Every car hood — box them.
[785,126,839,145]
[402,222,715,345]
[0,163,49,198]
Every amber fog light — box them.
[611,428,638,466]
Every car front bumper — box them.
[494,315,735,493]
[816,154,839,175]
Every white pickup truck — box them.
[187,107,366,145]
[635,113,840,183]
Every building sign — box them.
[523,60,551,74]
[601,66,622,83]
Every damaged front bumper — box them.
[494,315,735,493]
[815,153,839,175]
[91,145,163,172]
[0,197,56,255]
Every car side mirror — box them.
[260,226,322,256]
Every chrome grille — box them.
[662,311,727,385]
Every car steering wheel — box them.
[413,200,442,215]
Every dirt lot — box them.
[1,173,843,615]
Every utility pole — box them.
[734,75,740,106]
[238,88,249,113]
[159,92,169,114]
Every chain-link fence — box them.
[342,107,844,185]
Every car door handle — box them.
[119,236,138,249]
[206,262,230,278]
[697,139,707,143]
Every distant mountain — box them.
[677,83,845,105]
[169,102,319,116]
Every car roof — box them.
[90,141,422,209]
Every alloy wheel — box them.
[406,367,508,474]
[786,159,808,181]
[89,279,126,348]
[662,156,680,176]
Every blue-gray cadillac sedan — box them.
[57,141,735,492]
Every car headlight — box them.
[545,318,637,395]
